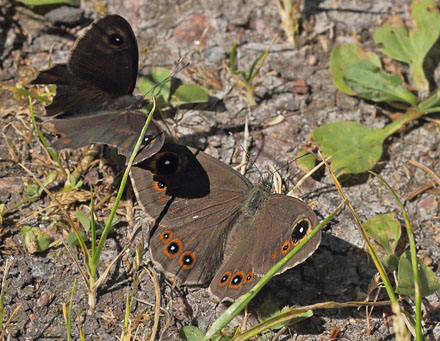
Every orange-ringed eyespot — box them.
[281,240,291,255]
[229,271,245,289]
[179,251,196,269]
[54,131,66,139]
[153,179,167,192]
[109,33,124,46]
[219,271,231,287]
[163,238,182,259]
[244,272,254,284]
[291,219,310,244]
[159,230,173,244]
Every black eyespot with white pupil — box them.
[291,219,310,243]
[157,181,166,189]
[109,33,124,46]
[231,274,243,285]
[167,242,180,255]
[182,254,194,265]
[246,274,252,281]
[163,233,170,240]
[156,153,179,175]
[221,274,229,283]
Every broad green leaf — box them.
[21,226,52,253]
[105,215,120,228]
[330,43,381,95]
[295,150,316,173]
[364,213,401,255]
[170,84,209,106]
[151,68,172,100]
[396,251,440,297]
[312,121,386,176]
[385,254,399,272]
[373,15,415,65]
[312,113,414,176]
[343,59,418,106]
[257,302,299,330]
[76,212,90,232]
[138,68,172,101]
[373,0,440,94]
[67,231,88,246]
[43,171,57,186]
[138,76,156,95]
[179,326,207,340]
[24,182,39,196]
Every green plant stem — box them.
[3,193,41,216]
[236,308,312,340]
[371,172,423,340]
[86,98,156,313]
[245,83,257,107]
[420,106,440,114]
[65,279,76,341]
[90,190,96,258]
[411,60,429,98]
[121,290,132,341]
[88,189,97,312]
[380,108,424,138]
[327,163,398,305]
[204,204,342,340]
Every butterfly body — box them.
[131,144,321,301]
[31,15,164,163]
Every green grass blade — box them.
[370,172,423,340]
[91,98,156,266]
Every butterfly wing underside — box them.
[68,14,138,97]
[31,15,139,117]
[30,15,163,163]
[49,111,164,164]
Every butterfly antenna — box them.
[269,151,313,177]
[264,152,316,194]
[141,59,191,143]
[229,131,265,179]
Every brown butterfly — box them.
[31,15,164,164]
[131,143,321,301]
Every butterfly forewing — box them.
[31,15,164,163]
[68,15,138,97]
[50,111,164,164]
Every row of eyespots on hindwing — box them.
[280,218,313,256]
[217,270,254,290]
[159,230,196,270]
